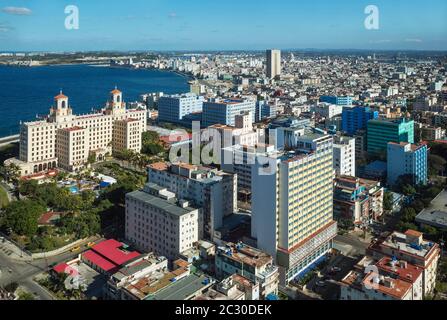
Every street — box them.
[0,239,98,300]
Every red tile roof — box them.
[83,250,117,272]
[91,239,141,266]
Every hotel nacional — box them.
[5,88,147,176]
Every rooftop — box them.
[145,273,212,300]
[415,189,447,229]
[82,239,141,273]
[371,230,438,260]
[126,188,197,217]
[217,242,273,268]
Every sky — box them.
[0,0,446,51]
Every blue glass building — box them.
[342,106,379,135]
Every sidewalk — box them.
[0,236,32,262]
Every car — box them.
[87,242,95,248]
[71,246,81,252]
[316,281,326,287]
[331,267,341,273]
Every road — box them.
[0,239,101,300]
[334,234,369,257]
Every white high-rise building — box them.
[333,136,356,177]
[125,183,199,261]
[147,162,237,240]
[266,49,281,79]
[251,133,337,285]
[7,89,147,176]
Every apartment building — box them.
[387,142,428,186]
[209,111,260,149]
[340,255,424,301]
[333,136,356,177]
[215,242,279,299]
[157,93,204,124]
[251,133,337,285]
[9,89,146,176]
[104,253,169,300]
[202,98,256,127]
[147,162,237,240]
[367,230,441,296]
[421,126,446,141]
[313,102,343,119]
[125,183,199,261]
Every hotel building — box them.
[251,133,337,285]
[7,89,146,176]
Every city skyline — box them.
[0,0,446,51]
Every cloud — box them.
[2,7,32,16]
[404,38,423,43]
[168,12,177,19]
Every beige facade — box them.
[56,126,89,172]
[8,89,146,175]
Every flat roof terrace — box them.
[416,189,447,229]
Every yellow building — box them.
[252,133,337,285]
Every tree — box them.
[401,207,417,223]
[18,179,39,197]
[2,200,45,237]
[18,292,35,300]
[428,154,446,176]
[402,185,416,196]
[383,191,393,211]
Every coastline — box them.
[0,62,197,80]
[0,65,190,139]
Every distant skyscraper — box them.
[266,49,281,79]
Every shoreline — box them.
[0,63,197,80]
[0,66,191,139]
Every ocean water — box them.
[0,65,189,137]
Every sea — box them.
[0,64,190,138]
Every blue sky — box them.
[0,0,446,51]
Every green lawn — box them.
[0,186,9,208]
